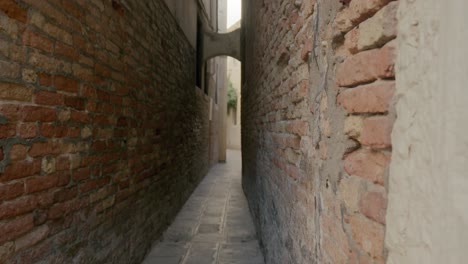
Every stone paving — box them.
[142,150,264,264]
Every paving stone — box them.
[141,150,264,264]
[184,242,218,264]
[198,224,221,234]
[142,256,182,264]
[147,242,188,258]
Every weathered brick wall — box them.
[242,0,397,263]
[0,0,217,263]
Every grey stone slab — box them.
[200,216,223,225]
[142,150,264,264]
[142,256,182,264]
[147,242,189,257]
[197,224,221,234]
[184,242,218,264]
[218,242,264,264]
[163,224,196,242]
[192,233,224,243]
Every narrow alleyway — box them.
[142,150,264,264]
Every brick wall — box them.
[0,0,218,263]
[242,0,397,263]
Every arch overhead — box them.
[203,28,241,62]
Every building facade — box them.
[0,0,225,263]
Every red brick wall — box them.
[242,0,397,263]
[0,0,217,263]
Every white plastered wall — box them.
[386,0,468,263]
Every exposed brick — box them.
[79,177,110,193]
[1,160,41,182]
[55,42,79,60]
[25,174,59,193]
[29,10,45,28]
[338,175,363,213]
[55,155,70,171]
[336,40,395,87]
[22,106,56,122]
[64,96,85,110]
[57,109,71,122]
[0,0,28,23]
[22,29,54,53]
[359,191,387,224]
[0,60,20,79]
[57,171,70,187]
[0,124,16,138]
[0,196,37,220]
[0,242,14,263]
[0,0,235,262]
[10,144,29,161]
[0,104,21,121]
[95,63,112,77]
[34,90,65,106]
[334,0,393,33]
[360,116,393,148]
[29,141,61,157]
[39,73,53,86]
[72,167,90,181]
[344,149,390,185]
[344,115,364,139]
[22,69,38,83]
[14,225,50,252]
[60,0,83,19]
[68,110,87,123]
[344,27,359,54]
[286,120,308,136]
[47,198,82,219]
[348,214,385,261]
[338,81,395,113]
[29,51,60,73]
[0,181,24,201]
[10,42,28,62]
[40,123,55,137]
[54,187,78,202]
[0,82,33,102]
[42,22,73,45]
[54,75,79,93]
[0,214,34,244]
[358,2,398,51]
[18,122,38,138]
[41,156,56,174]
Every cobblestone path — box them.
[142,150,264,264]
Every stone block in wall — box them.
[338,175,364,213]
[337,40,395,87]
[344,115,364,139]
[358,2,398,51]
[338,81,395,114]
[348,214,385,261]
[0,82,33,102]
[360,116,393,148]
[344,149,389,185]
[343,27,359,54]
[359,190,387,224]
[334,0,394,33]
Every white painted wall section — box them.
[386,0,468,263]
